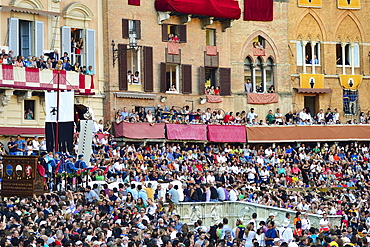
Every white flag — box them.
[45,90,74,122]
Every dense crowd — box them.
[0,48,94,75]
[2,137,370,246]
[113,106,366,126]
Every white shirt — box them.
[319,218,329,228]
[228,189,238,201]
[279,226,293,243]
[247,112,258,121]
[301,218,311,230]
[32,140,40,150]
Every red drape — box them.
[247,93,278,104]
[208,125,246,143]
[166,124,207,141]
[155,0,241,20]
[244,0,273,21]
[114,122,165,139]
[128,0,140,6]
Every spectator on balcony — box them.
[247,108,258,122]
[62,59,72,71]
[133,71,140,83]
[46,58,53,69]
[214,86,220,95]
[169,84,177,92]
[7,50,14,64]
[24,57,33,67]
[146,110,154,123]
[37,57,47,70]
[268,85,275,93]
[81,65,87,74]
[0,55,3,64]
[2,54,9,64]
[275,108,283,125]
[245,79,252,93]
[49,49,59,61]
[127,70,132,84]
[310,55,319,64]
[14,56,23,67]
[86,66,94,75]
[72,62,80,73]
[24,109,34,119]
[7,137,17,155]
[266,110,275,125]
[62,52,70,62]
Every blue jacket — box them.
[75,160,87,169]
[63,160,78,173]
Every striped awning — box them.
[0,5,62,16]
[294,88,332,94]
[114,92,156,100]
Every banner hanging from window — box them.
[298,0,322,8]
[128,0,140,6]
[244,0,273,21]
[338,0,360,9]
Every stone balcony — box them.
[0,65,95,95]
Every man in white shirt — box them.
[32,136,40,155]
[228,186,238,201]
[247,108,258,122]
[319,213,330,232]
[317,109,325,122]
[279,220,293,244]
[301,213,311,233]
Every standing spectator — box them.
[279,220,294,244]
[7,137,17,155]
[247,108,258,122]
[168,184,180,203]
[32,136,40,155]
[275,108,283,125]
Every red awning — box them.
[155,0,241,20]
[295,88,332,94]
[0,127,45,136]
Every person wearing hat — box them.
[267,213,275,224]
[279,220,293,244]
[61,155,78,189]
[272,238,281,247]
[75,154,87,186]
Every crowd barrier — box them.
[113,122,370,143]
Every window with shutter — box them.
[118,44,128,91]
[204,52,219,67]
[8,18,19,56]
[199,66,205,95]
[134,20,141,39]
[162,24,169,42]
[219,68,231,96]
[61,26,71,59]
[122,19,129,39]
[182,65,192,94]
[296,41,303,66]
[85,29,96,72]
[34,21,44,57]
[144,47,153,92]
[165,48,181,64]
[179,25,187,43]
[160,62,167,92]
[354,43,360,68]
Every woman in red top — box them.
[214,86,220,95]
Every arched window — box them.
[266,57,274,92]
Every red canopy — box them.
[155,0,241,20]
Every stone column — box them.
[302,41,307,73]
[311,41,317,74]
[350,43,355,75]
[341,43,346,75]
[252,63,257,93]
[262,63,268,93]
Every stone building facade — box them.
[290,0,369,123]
[103,0,291,121]
[0,0,104,137]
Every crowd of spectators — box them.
[1,139,370,246]
[0,49,94,75]
[113,105,367,125]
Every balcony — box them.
[0,65,95,95]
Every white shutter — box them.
[61,26,71,58]
[296,41,303,66]
[34,21,44,57]
[8,18,19,56]
[354,43,360,68]
[85,29,96,71]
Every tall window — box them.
[304,42,320,65]
[265,58,274,92]
[166,64,180,92]
[244,56,274,93]
[24,100,35,120]
[336,43,360,67]
[206,29,216,46]
[296,41,321,66]
[343,89,358,115]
